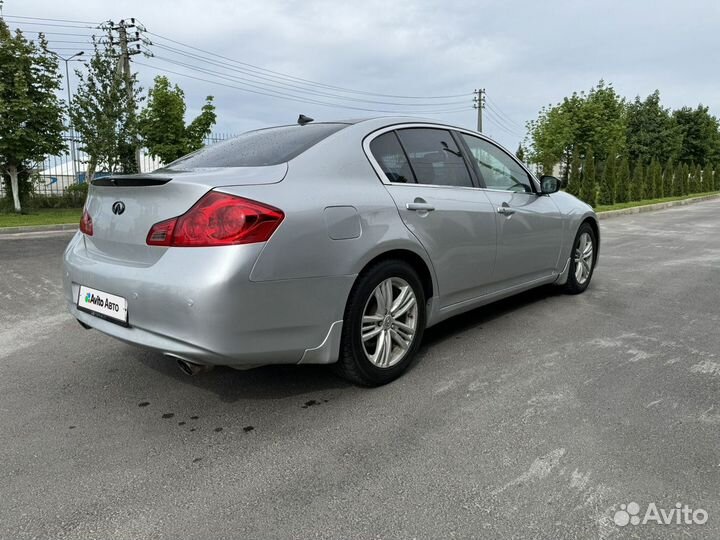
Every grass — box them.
[595,191,720,213]
[0,208,82,228]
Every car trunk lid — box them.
[83,164,287,265]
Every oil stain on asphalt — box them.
[302,398,330,408]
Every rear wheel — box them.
[334,260,426,386]
[564,222,597,294]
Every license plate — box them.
[77,285,128,325]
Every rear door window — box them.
[369,132,416,183]
[165,123,349,169]
[396,128,473,187]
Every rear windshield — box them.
[165,123,349,169]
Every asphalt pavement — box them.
[1,201,719,539]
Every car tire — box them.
[333,259,427,386]
[563,222,597,294]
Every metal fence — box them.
[0,133,236,198]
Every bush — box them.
[63,182,89,206]
[28,182,88,209]
[0,197,18,213]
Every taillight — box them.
[146,191,284,247]
[80,209,93,236]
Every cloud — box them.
[9,0,720,149]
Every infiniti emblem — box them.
[112,201,126,215]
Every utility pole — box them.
[50,51,84,183]
[473,88,485,133]
[114,19,143,173]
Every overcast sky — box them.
[6,0,720,150]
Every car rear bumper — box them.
[63,232,354,366]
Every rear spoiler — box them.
[91,174,172,187]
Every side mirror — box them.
[539,175,561,195]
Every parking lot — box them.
[1,200,719,539]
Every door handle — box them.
[497,206,515,215]
[406,202,435,212]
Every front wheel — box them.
[563,222,597,294]
[334,260,426,386]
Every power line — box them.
[2,18,99,29]
[149,42,468,106]
[45,47,93,51]
[7,13,472,102]
[485,109,521,134]
[45,40,96,44]
[136,61,472,115]
[141,26,470,101]
[484,112,522,136]
[149,51,467,108]
[484,109,524,138]
[484,95,525,129]
[2,14,101,25]
[6,13,474,117]
[4,30,98,37]
[479,96,524,136]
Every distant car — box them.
[63,117,598,386]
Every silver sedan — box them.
[63,117,598,386]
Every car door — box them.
[367,127,498,308]
[458,132,564,290]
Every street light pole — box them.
[51,51,84,183]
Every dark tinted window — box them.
[165,123,349,169]
[369,132,415,183]
[461,133,533,192]
[396,128,473,187]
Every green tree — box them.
[662,158,674,198]
[631,161,644,201]
[644,159,653,199]
[515,144,525,162]
[70,28,142,180]
[625,90,682,164]
[598,149,616,205]
[527,80,626,176]
[0,19,65,212]
[673,105,720,166]
[579,146,597,206]
[672,163,684,196]
[680,163,690,196]
[647,158,662,199]
[692,163,702,193]
[686,163,695,193]
[138,76,217,164]
[615,155,630,203]
[701,164,713,192]
[566,149,581,196]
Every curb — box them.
[0,223,78,236]
[597,193,720,220]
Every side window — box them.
[461,134,533,193]
[369,132,415,183]
[396,128,473,188]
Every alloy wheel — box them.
[360,277,418,368]
[574,232,594,285]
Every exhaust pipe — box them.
[175,358,213,376]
